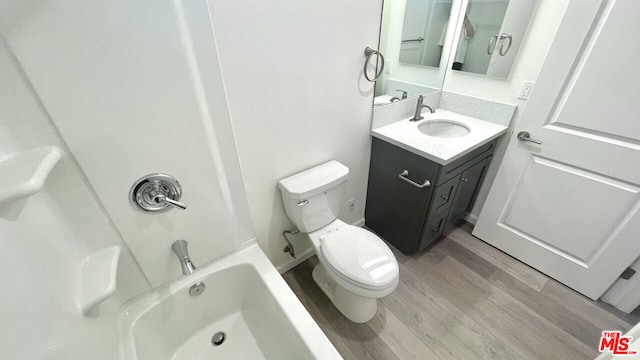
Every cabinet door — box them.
[366,138,439,254]
[449,157,492,224]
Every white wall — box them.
[443,0,571,220]
[0,41,149,360]
[208,0,383,270]
[0,0,256,286]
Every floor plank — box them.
[449,227,549,291]
[282,224,640,359]
[366,304,442,360]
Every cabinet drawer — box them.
[428,176,459,219]
[419,211,447,251]
[436,140,496,186]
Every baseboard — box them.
[464,212,478,225]
[276,247,315,274]
[276,218,366,274]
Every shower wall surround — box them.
[0,0,256,287]
[0,44,149,360]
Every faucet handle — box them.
[154,194,187,210]
[130,173,187,212]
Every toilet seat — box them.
[320,226,398,291]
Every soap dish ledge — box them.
[0,146,63,205]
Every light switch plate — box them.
[385,60,393,74]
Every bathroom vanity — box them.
[365,109,507,255]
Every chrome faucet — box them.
[390,89,408,102]
[171,239,196,275]
[410,95,435,121]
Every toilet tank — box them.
[278,160,349,233]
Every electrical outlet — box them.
[348,198,356,213]
[518,81,535,100]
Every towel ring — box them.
[499,33,513,56]
[364,47,385,82]
[487,34,499,55]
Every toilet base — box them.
[312,263,378,323]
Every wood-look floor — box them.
[282,223,640,360]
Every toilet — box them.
[278,160,399,323]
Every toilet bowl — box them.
[278,160,399,323]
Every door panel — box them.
[544,0,640,141]
[474,0,640,299]
[500,155,640,265]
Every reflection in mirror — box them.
[451,0,537,78]
[374,0,463,108]
[399,0,452,68]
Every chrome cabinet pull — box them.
[398,169,431,188]
[432,226,439,232]
[517,131,543,145]
[461,177,468,182]
[364,47,385,82]
[441,194,448,200]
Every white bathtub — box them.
[118,242,342,360]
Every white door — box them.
[474,0,640,300]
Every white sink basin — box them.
[370,109,509,165]
[418,120,470,138]
[119,243,342,360]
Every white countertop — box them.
[371,109,508,165]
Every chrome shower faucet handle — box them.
[129,173,187,212]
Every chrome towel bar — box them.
[402,37,424,43]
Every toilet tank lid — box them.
[278,160,349,200]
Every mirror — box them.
[373,0,539,109]
[374,0,463,107]
[398,0,452,68]
[450,0,537,78]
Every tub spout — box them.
[171,239,196,275]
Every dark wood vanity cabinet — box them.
[365,137,496,255]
